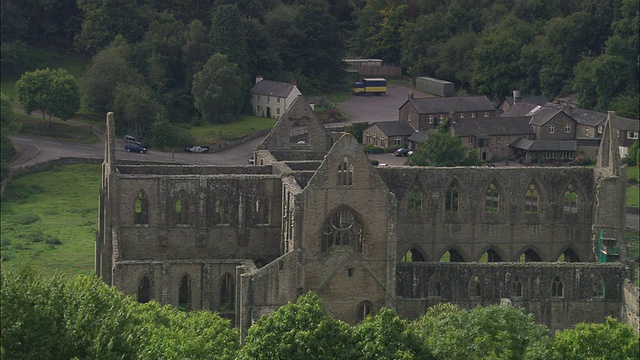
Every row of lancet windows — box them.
[401,246,581,263]
[137,273,234,311]
[133,190,271,226]
[399,274,605,299]
[406,181,580,214]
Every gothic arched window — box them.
[356,300,372,322]
[134,190,148,224]
[563,183,578,213]
[551,275,564,298]
[322,208,363,253]
[175,191,191,226]
[407,183,423,212]
[213,197,230,225]
[525,183,539,213]
[178,274,191,309]
[485,182,499,213]
[254,191,270,225]
[220,273,234,311]
[445,182,459,212]
[137,276,151,303]
[338,157,353,186]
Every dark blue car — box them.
[124,142,146,153]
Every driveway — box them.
[334,83,431,124]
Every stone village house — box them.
[251,77,302,119]
[97,97,638,336]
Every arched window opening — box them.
[592,279,605,299]
[445,182,459,212]
[563,183,578,213]
[213,197,230,225]
[428,277,442,297]
[178,274,191,310]
[551,275,564,298]
[519,249,542,262]
[254,191,270,225]
[525,183,539,213]
[402,247,426,262]
[480,249,503,262]
[356,301,372,322]
[175,191,190,225]
[485,182,499,213]
[220,273,234,311]
[322,208,363,253]
[338,157,353,186]
[469,275,482,297]
[134,190,148,224]
[440,249,464,262]
[512,276,523,298]
[407,183,423,212]
[558,248,580,262]
[137,276,151,303]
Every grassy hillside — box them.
[1,164,100,276]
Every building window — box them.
[137,276,151,303]
[592,279,605,299]
[565,124,571,133]
[598,126,603,134]
[471,112,476,118]
[134,190,148,225]
[365,132,371,144]
[525,183,539,213]
[485,182,499,213]
[585,128,591,137]
[628,131,639,139]
[267,96,270,102]
[445,182,459,212]
[469,275,482,297]
[254,190,270,225]
[220,273,234,311]
[175,191,191,226]
[277,97,280,103]
[468,137,473,144]
[439,114,445,121]
[178,274,191,310]
[563,183,578,213]
[428,115,434,124]
[512,276,523,298]
[544,151,552,159]
[213,197,230,225]
[277,108,280,115]
[356,301,372,322]
[338,157,353,186]
[548,125,555,134]
[322,207,363,253]
[402,247,426,262]
[257,95,260,101]
[483,112,489,118]
[394,136,402,146]
[551,275,563,298]
[459,113,464,119]
[407,184,423,212]
[496,136,501,143]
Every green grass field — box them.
[11,113,99,143]
[1,164,101,276]
[187,115,277,144]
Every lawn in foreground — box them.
[1,163,100,276]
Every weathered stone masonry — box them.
[98,97,635,335]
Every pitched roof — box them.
[500,102,545,117]
[407,95,495,114]
[252,79,297,97]
[613,116,639,132]
[529,107,565,126]
[368,121,416,137]
[510,138,577,151]
[504,94,549,107]
[407,129,435,143]
[452,117,533,138]
[568,108,607,127]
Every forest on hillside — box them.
[1,0,638,134]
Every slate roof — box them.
[407,129,434,143]
[504,95,549,107]
[510,138,577,151]
[452,117,533,138]
[368,121,416,137]
[529,107,565,126]
[500,102,544,117]
[614,116,640,132]
[406,95,495,114]
[252,80,297,97]
[568,108,607,127]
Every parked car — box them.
[184,145,210,153]
[124,141,146,153]
[394,148,411,157]
[124,135,148,147]
[248,157,255,164]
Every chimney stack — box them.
[255,75,263,84]
[513,90,521,104]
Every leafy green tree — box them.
[415,304,553,360]
[353,307,433,360]
[83,42,145,113]
[15,68,80,127]
[1,92,14,127]
[345,122,369,143]
[209,4,247,72]
[408,122,482,167]
[141,12,185,94]
[182,19,211,90]
[113,84,163,136]
[238,292,355,360]
[192,53,245,124]
[552,317,639,360]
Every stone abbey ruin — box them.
[97,97,638,334]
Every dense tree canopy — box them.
[15,68,80,126]
[408,121,483,167]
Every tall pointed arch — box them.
[444,179,461,212]
[469,274,482,297]
[338,157,353,186]
[484,181,500,213]
[524,181,541,213]
[562,182,579,213]
[175,190,191,226]
[220,273,234,311]
[321,206,363,253]
[557,247,581,262]
[134,189,149,224]
[178,273,191,310]
[212,195,230,225]
[401,246,427,262]
[518,247,543,262]
[439,247,466,262]
[137,275,151,303]
[405,182,424,213]
[254,189,271,225]
[479,248,504,262]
